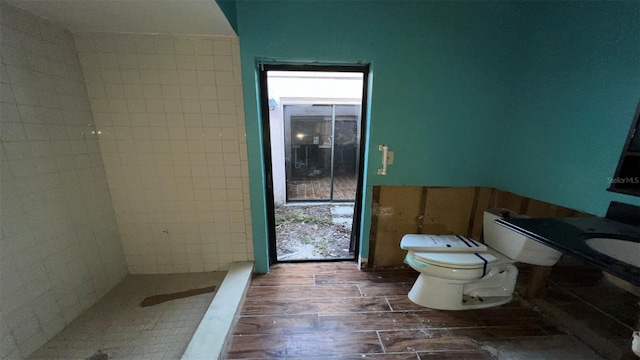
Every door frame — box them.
[258,63,370,266]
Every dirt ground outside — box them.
[275,204,354,260]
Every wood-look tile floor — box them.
[534,263,639,359]
[224,262,583,360]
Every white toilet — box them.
[400,208,562,310]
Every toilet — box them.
[400,208,562,310]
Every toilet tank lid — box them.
[400,234,487,252]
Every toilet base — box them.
[408,264,518,310]
[460,294,513,309]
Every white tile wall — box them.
[74,32,253,274]
[0,3,128,359]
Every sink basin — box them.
[585,238,640,267]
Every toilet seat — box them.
[411,251,497,269]
[407,247,512,281]
[405,252,488,281]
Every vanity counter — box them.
[496,217,640,286]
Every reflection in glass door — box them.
[284,104,361,202]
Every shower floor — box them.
[28,272,226,360]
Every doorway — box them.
[259,64,369,264]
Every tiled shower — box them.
[74,30,251,274]
[0,3,253,358]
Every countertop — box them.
[496,217,640,286]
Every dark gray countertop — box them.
[496,217,640,286]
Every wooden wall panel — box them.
[493,191,528,214]
[368,186,594,268]
[573,210,593,217]
[470,187,492,241]
[498,194,588,218]
[423,187,476,235]
[553,205,579,218]
[372,186,423,267]
[525,199,559,217]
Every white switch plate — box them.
[387,151,394,165]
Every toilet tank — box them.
[483,208,562,266]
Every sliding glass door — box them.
[284,104,361,202]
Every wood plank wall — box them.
[367,186,592,268]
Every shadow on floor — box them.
[524,257,639,360]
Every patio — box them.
[287,176,357,201]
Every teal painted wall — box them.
[495,1,640,215]
[233,1,640,273]
[236,1,523,272]
[215,0,238,34]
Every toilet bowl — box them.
[400,209,562,310]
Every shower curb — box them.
[181,261,254,360]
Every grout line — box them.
[375,330,388,353]
[384,296,394,311]
[240,307,406,317]
[468,310,486,327]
